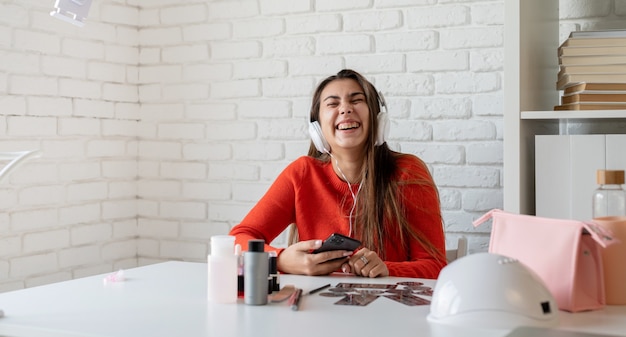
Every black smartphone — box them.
[311,233,361,254]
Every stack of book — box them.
[555,29,626,111]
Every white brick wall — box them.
[0,0,623,291]
[0,0,139,292]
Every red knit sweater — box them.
[229,155,446,279]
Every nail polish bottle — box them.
[235,244,244,298]
[268,251,278,293]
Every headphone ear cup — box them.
[375,112,390,146]
[309,121,330,153]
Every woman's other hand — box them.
[277,240,352,276]
[342,248,389,278]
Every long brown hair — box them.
[290,69,445,263]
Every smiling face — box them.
[317,78,371,154]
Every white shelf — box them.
[503,0,626,216]
[522,110,626,119]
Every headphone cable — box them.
[329,153,362,237]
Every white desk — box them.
[0,261,624,337]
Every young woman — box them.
[229,69,446,279]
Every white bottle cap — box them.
[210,235,235,257]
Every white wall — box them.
[0,0,140,291]
[133,0,506,265]
[1,0,623,291]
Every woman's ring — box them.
[360,256,369,265]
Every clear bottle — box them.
[207,235,238,303]
[592,170,626,218]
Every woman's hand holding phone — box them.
[276,234,359,276]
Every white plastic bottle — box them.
[207,235,237,303]
[592,170,626,218]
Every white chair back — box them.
[446,236,468,263]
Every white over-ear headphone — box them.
[309,91,390,154]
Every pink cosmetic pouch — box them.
[473,209,617,312]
